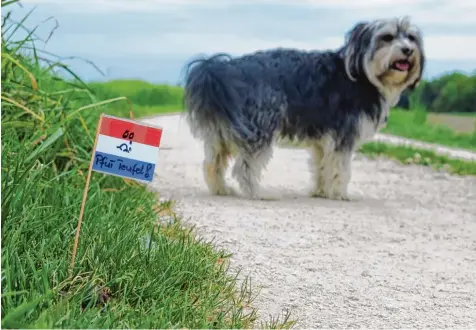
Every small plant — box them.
[412,105,428,125]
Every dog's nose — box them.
[401,47,413,56]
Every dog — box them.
[183,16,425,200]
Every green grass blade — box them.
[1,293,51,328]
[25,127,64,162]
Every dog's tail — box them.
[183,54,255,142]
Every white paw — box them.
[212,185,237,196]
[257,192,280,201]
[310,190,351,201]
[243,189,280,201]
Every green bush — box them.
[402,72,476,114]
[412,106,428,125]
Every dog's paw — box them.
[213,185,237,196]
[333,193,351,201]
[258,192,280,201]
[310,190,325,199]
[310,190,351,201]
[243,190,280,201]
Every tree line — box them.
[396,71,476,113]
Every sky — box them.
[5,0,476,84]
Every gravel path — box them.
[144,114,476,329]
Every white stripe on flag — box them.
[95,134,159,164]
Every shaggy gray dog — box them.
[183,16,425,200]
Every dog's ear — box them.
[343,21,373,81]
[407,78,420,91]
[345,22,368,45]
[408,36,425,91]
[409,50,425,91]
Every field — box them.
[426,112,476,133]
[378,108,476,151]
[88,80,185,118]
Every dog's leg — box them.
[232,145,273,200]
[332,150,353,201]
[311,137,352,201]
[203,141,234,196]
[311,136,335,199]
[319,150,352,201]
[309,142,325,197]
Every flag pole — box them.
[69,113,104,277]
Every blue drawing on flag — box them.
[116,140,132,153]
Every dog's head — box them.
[342,16,425,103]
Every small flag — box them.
[91,114,163,182]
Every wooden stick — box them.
[69,114,103,277]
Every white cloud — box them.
[292,0,476,25]
[286,0,421,8]
[20,0,228,12]
[52,29,476,61]
[156,33,342,55]
[16,0,476,62]
[49,32,342,57]
[20,0,476,26]
[156,33,476,61]
[424,35,476,60]
[412,2,476,25]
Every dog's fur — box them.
[183,16,425,200]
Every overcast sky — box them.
[7,0,476,84]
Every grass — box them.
[88,79,184,118]
[1,3,294,329]
[279,137,476,176]
[360,142,476,176]
[430,112,476,117]
[382,107,476,151]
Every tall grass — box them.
[88,80,184,118]
[383,108,476,151]
[1,3,293,328]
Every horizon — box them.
[5,0,476,85]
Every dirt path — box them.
[144,114,476,329]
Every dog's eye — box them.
[407,34,416,42]
[381,34,394,42]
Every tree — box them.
[409,72,476,113]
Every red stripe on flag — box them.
[99,116,162,147]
